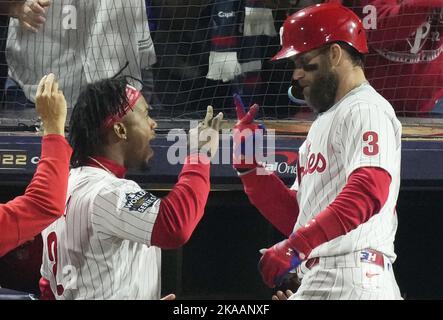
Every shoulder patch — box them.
[123,190,158,213]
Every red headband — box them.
[102,85,142,129]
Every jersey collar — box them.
[85,156,127,178]
[318,81,370,116]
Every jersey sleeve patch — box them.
[123,190,158,214]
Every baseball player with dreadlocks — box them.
[39,75,223,299]
[233,3,403,299]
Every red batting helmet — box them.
[272,3,368,61]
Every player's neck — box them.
[335,68,367,103]
[96,148,126,169]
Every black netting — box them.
[0,0,442,127]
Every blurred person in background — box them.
[332,0,443,117]
[3,0,156,117]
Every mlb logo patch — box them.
[124,190,158,213]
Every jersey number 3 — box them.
[363,131,379,156]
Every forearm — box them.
[240,168,299,237]
[0,135,72,257]
[151,154,211,249]
[289,167,391,258]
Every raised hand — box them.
[35,73,67,136]
[232,94,265,171]
[189,105,223,159]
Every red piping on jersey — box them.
[151,154,211,249]
[85,156,127,178]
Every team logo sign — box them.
[124,190,158,213]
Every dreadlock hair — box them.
[68,76,132,168]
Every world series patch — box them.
[124,190,158,213]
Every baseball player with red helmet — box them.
[234,3,402,299]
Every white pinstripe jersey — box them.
[291,83,402,262]
[41,166,161,300]
[6,0,156,108]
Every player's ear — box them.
[113,122,128,141]
[329,43,342,68]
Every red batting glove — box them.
[258,233,304,288]
[232,94,265,171]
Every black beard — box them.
[305,69,339,113]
